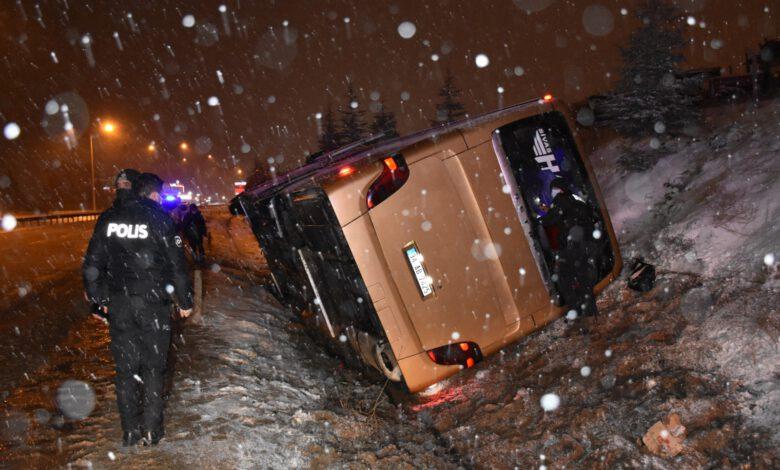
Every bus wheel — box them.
[374,342,402,382]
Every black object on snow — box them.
[627,258,656,292]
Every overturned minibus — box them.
[232,96,622,393]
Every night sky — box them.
[0,0,775,211]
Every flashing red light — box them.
[427,351,437,362]
[459,342,470,352]
[466,357,475,368]
[543,93,554,102]
[338,166,355,177]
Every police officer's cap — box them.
[115,168,141,187]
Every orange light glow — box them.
[543,93,553,102]
[100,121,117,134]
[384,157,398,171]
[466,357,475,368]
[147,143,156,152]
[179,141,189,151]
[338,166,355,177]
[459,342,470,352]
[427,351,437,362]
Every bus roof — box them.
[242,96,551,200]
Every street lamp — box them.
[89,119,119,211]
[147,142,156,152]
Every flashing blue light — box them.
[165,195,176,201]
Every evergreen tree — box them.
[597,1,701,138]
[370,102,399,140]
[317,104,339,153]
[337,83,369,145]
[431,69,467,125]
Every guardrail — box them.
[4,203,227,231]
[8,211,102,228]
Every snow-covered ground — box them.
[1,209,457,469]
[593,98,780,437]
[1,99,777,468]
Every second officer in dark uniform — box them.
[541,178,602,318]
[82,172,192,446]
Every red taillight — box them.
[383,157,398,171]
[338,166,355,177]
[426,342,483,367]
[543,93,553,102]
[366,155,409,209]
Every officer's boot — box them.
[122,430,141,447]
[142,430,163,446]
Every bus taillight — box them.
[366,154,409,209]
[426,342,483,368]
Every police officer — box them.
[113,168,140,208]
[541,178,601,318]
[88,169,141,324]
[82,172,192,447]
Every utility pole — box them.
[89,133,96,211]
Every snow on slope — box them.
[593,98,779,280]
[592,98,780,438]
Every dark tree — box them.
[337,83,369,145]
[431,69,467,125]
[370,102,399,140]
[317,104,339,153]
[597,1,701,139]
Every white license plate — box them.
[403,242,433,298]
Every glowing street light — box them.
[179,141,189,151]
[100,120,117,134]
[147,142,156,152]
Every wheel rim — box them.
[375,343,402,382]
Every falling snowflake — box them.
[397,21,416,39]
[4,122,21,140]
[2,214,17,231]
[540,392,560,411]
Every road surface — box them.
[0,221,95,391]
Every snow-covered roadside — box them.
[592,98,780,438]
[74,210,458,469]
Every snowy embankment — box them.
[74,210,456,469]
[592,98,780,436]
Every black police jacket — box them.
[541,192,598,252]
[82,196,193,310]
